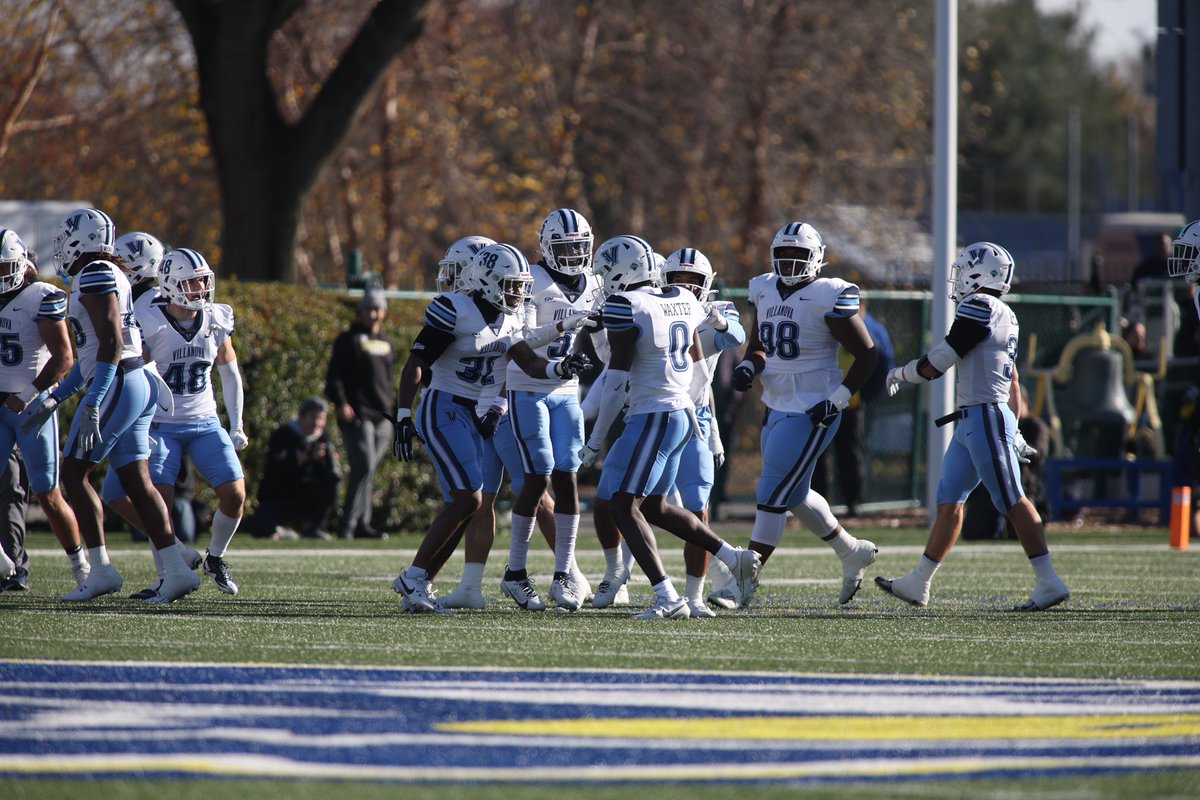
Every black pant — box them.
[248,479,338,537]
[0,452,30,575]
[812,405,866,511]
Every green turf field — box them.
[2,525,1198,798]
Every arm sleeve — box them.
[50,363,85,403]
[945,312,991,357]
[410,324,456,365]
[217,359,245,431]
[586,368,630,450]
[82,362,118,406]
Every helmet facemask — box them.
[1168,222,1200,279]
[772,246,822,286]
[0,230,29,294]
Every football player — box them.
[725,222,880,608]
[100,248,248,598]
[113,231,165,308]
[580,235,759,620]
[878,242,1070,611]
[0,229,87,588]
[22,209,199,603]
[499,209,603,611]
[1168,220,1200,320]
[390,243,591,613]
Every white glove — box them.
[703,303,729,332]
[77,404,102,452]
[230,429,249,451]
[708,422,726,470]
[19,394,59,436]
[886,367,905,397]
[560,311,600,332]
[1013,430,1037,464]
[578,443,600,468]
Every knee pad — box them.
[792,490,838,538]
[749,507,787,548]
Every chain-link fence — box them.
[710,289,1120,516]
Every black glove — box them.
[805,399,840,429]
[474,409,501,440]
[554,352,593,379]
[731,361,755,392]
[394,415,419,461]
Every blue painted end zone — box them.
[0,661,1197,784]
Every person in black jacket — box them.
[326,289,394,540]
[247,397,341,540]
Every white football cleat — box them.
[181,544,204,571]
[633,597,691,621]
[62,563,123,602]
[0,548,15,580]
[500,574,546,611]
[549,574,583,611]
[591,570,629,608]
[569,563,593,603]
[874,572,930,607]
[707,557,738,609]
[732,548,761,609]
[687,598,717,618]
[441,583,486,610]
[839,538,878,604]
[71,560,91,590]
[1014,576,1070,612]
[393,572,438,613]
[145,570,201,604]
[613,584,630,605]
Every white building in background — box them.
[0,200,92,276]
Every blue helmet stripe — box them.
[557,209,576,234]
[94,209,115,246]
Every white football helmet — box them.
[53,208,116,278]
[159,248,215,310]
[663,247,714,299]
[652,251,667,287]
[771,222,826,285]
[950,242,1014,302]
[114,232,165,284]
[0,229,32,294]
[538,208,593,275]
[438,235,495,293]
[1168,220,1200,280]
[594,235,659,296]
[472,243,533,314]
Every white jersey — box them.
[748,273,860,413]
[68,260,142,381]
[602,285,706,416]
[0,282,68,393]
[137,299,235,421]
[505,263,602,394]
[953,292,1018,407]
[132,283,163,322]
[421,292,522,400]
[687,300,739,409]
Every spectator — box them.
[1132,233,1171,287]
[0,451,30,591]
[812,297,894,517]
[1121,319,1151,363]
[325,288,394,540]
[247,397,341,541]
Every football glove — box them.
[394,410,419,461]
[77,404,102,452]
[230,429,249,451]
[805,399,841,429]
[560,311,600,332]
[19,394,59,436]
[731,360,755,392]
[703,303,729,332]
[553,352,593,379]
[578,443,601,468]
[885,366,905,397]
[1013,430,1038,464]
[474,409,501,440]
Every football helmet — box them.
[473,243,533,314]
[53,208,116,278]
[438,235,496,293]
[1168,220,1200,280]
[594,235,659,296]
[159,248,215,310]
[538,208,593,275]
[0,229,32,294]
[114,232,165,284]
[771,222,826,285]
[950,242,1014,302]
[663,247,714,299]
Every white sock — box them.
[602,547,621,579]
[160,542,191,577]
[714,542,739,571]
[553,513,579,574]
[824,528,856,558]
[208,510,241,558]
[685,573,705,603]
[1030,553,1056,582]
[508,513,536,573]
[67,547,88,571]
[652,578,680,603]
[150,543,165,579]
[459,561,485,591]
[914,554,941,582]
[87,545,110,567]
[404,566,429,582]
[620,539,635,575]
[750,509,787,549]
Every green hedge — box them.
[218,281,439,534]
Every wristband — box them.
[396,407,412,421]
[16,386,39,404]
[828,384,852,410]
